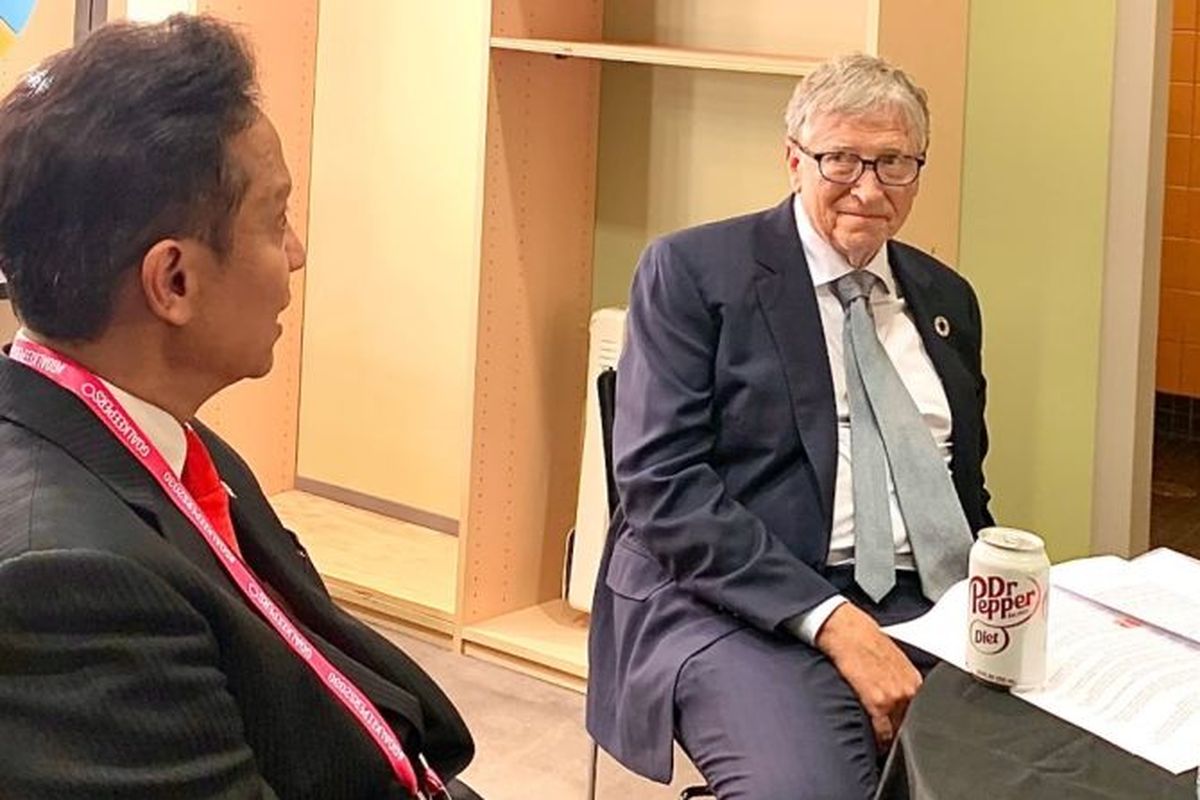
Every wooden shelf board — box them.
[461,599,590,688]
[461,640,587,694]
[490,37,820,77]
[270,490,458,620]
[328,584,456,648]
[325,575,455,635]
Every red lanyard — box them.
[9,339,446,800]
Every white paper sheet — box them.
[1052,550,1200,644]
[1132,547,1200,606]
[884,556,1200,774]
[883,578,971,666]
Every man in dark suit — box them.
[0,16,475,799]
[587,54,993,799]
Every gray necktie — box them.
[833,270,972,602]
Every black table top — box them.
[877,664,1196,800]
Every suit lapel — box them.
[752,197,838,526]
[888,243,979,493]
[0,354,233,584]
[213,449,332,616]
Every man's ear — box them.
[139,239,197,327]
[785,140,803,193]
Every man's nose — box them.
[285,224,306,272]
[850,167,887,205]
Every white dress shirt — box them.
[787,195,954,643]
[14,328,188,476]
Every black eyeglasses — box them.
[789,139,925,187]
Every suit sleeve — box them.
[614,239,839,632]
[0,549,279,800]
[322,603,476,778]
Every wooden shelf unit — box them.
[489,37,821,77]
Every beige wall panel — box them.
[296,1,489,518]
[0,0,74,334]
[604,0,871,56]
[461,50,601,623]
[193,0,317,496]
[592,66,796,308]
[876,0,969,263]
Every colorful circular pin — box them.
[934,315,951,338]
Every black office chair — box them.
[588,369,713,800]
[596,368,620,519]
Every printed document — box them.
[884,550,1200,774]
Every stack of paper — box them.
[884,548,1200,774]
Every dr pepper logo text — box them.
[968,575,1043,654]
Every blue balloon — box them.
[0,0,37,35]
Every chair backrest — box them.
[596,367,618,516]
[594,366,713,799]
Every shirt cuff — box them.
[782,595,849,645]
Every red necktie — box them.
[181,426,241,558]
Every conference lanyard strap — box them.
[9,339,447,800]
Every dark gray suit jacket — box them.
[586,197,993,781]
[0,353,474,798]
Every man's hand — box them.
[814,602,921,752]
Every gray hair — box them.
[785,54,930,152]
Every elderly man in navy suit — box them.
[587,54,993,799]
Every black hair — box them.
[0,14,260,340]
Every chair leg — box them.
[587,737,711,800]
[587,739,599,800]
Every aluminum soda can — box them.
[966,527,1050,688]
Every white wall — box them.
[125,0,195,23]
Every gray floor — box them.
[376,630,705,800]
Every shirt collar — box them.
[792,193,897,297]
[14,328,188,476]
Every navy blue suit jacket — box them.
[586,197,993,781]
